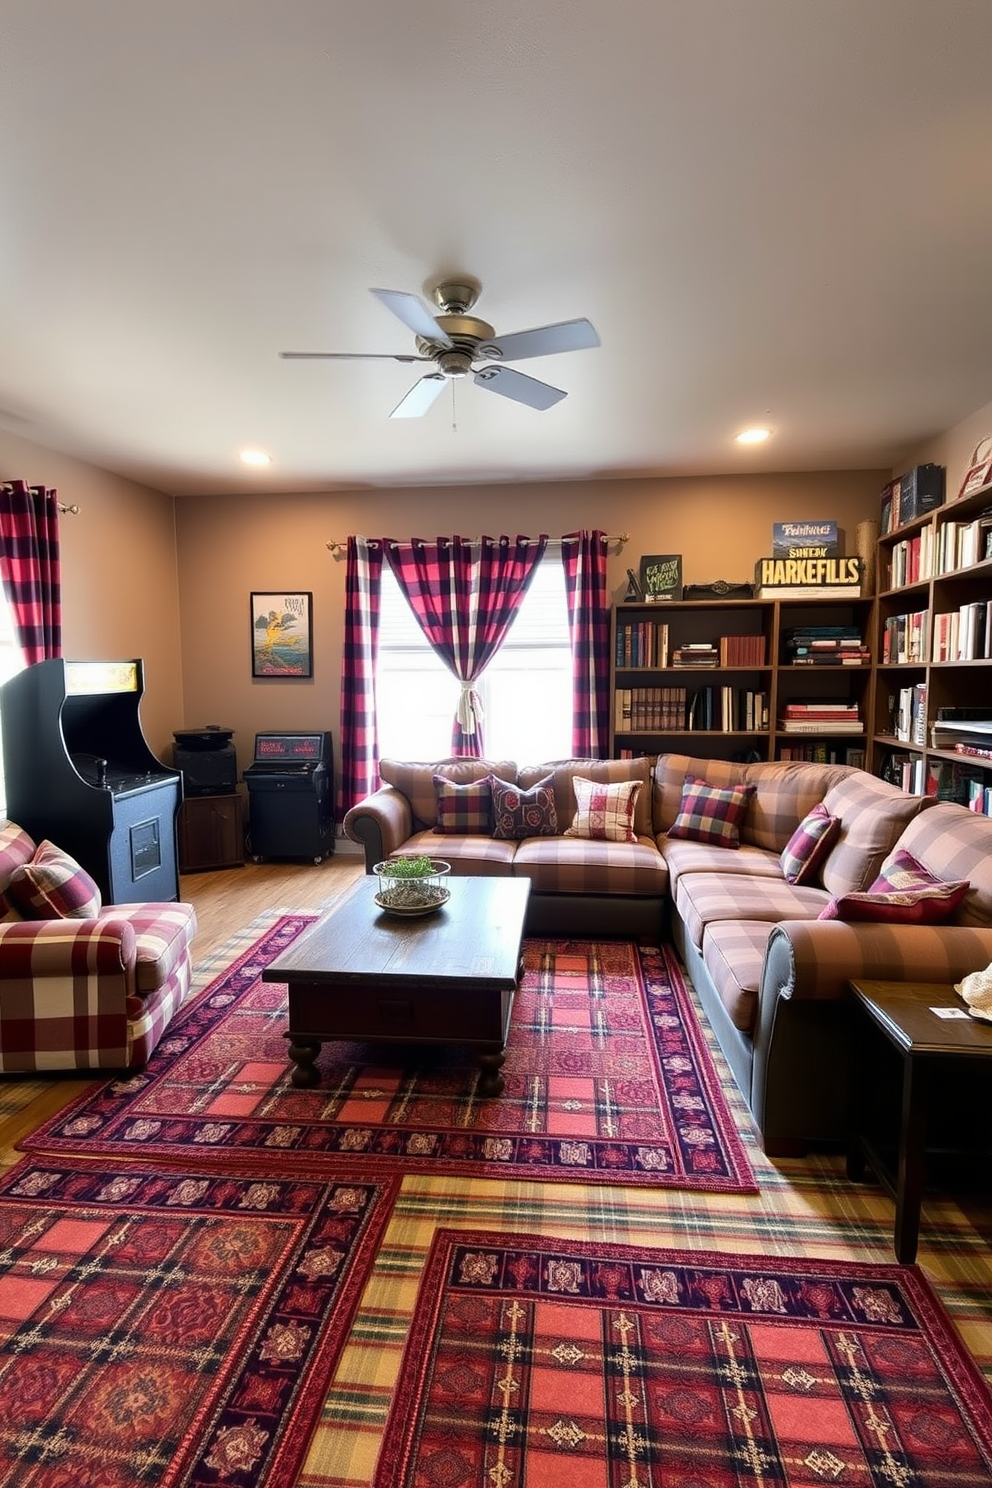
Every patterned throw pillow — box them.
[818,849,969,924]
[779,802,841,885]
[490,774,557,840]
[666,777,755,849]
[564,776,642,843]
[6,841,103,919]
[0,821,38,913]
[432,774,494,834]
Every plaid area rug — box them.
[373,1228,992,1487]
[23,914,755,1192]
[0,1155,397,1487]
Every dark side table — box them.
[847,979,992,1263]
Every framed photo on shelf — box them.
[638,553,683,602]
[250,591,313,678]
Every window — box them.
[376,555,573,762]
[0,594,24,814]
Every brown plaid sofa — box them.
[655,755,992,1156]
[346,754,992,1156]
[0,823,197,1074]
[344,755,668,940]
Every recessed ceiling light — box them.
[240,449,272,466]
[735,427,771,445]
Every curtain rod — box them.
[0,483,80,515]
[326,531,628,558]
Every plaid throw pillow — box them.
[432,774,494,834]
[490,774,557,840]
[780,802,841,885]
[819,849,969,924]
[7,840,103,919]
[564,776,641,843]
[667,777,755,848]
[0,821,37,913]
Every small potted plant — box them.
[373,855,451,912]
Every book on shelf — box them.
[717,633,767,667]
[615,619,670,669]
[779,714,862,726]
[955,741,992,762]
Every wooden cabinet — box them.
[178,793,245,871]
[611,595,875,765]
[872,480,992,807]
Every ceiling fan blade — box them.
[477,317,599,362]
[389,373,447,419]
[371,288,453,348]
[473,365,566,411]
[279,351,429,362]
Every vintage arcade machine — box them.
[0,658,182,902]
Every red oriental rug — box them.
[373,1229,992,1488]
[0,1155,397,1487]
[23,914,755,1193]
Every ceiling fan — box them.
[279,278,600,418]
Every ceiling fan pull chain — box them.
[451,381,458,434]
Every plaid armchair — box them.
[0,821,197,1074]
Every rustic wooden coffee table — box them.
[262,875,532,1094]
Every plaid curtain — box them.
[385,534,548,756]
[561,529,610,757]
[338,536,384,814]
[0,481,61,664]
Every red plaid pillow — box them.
[667,777,755,848]
[779,802,841,885]
[564,776,642,843]
[7,840,103,919]
[819,849,969,924]
[0,821,37,912]
[490,774,557,840]
[432,775,493,834]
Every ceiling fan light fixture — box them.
[735,426,771,445]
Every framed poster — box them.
[250,592,313,677]
[638,553,683,601]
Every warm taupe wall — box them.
[900,393,992,493]
[0,427,182,758]
[174,468,886,775]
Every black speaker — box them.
[173,728,238,796]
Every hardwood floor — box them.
[179,852,365,961]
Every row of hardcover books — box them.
[614,624,769,670]
[615,621,669,669]
[614,686,769,733]
[881,610,929,663]
[931,601,990,661]
[886,511,992,588]
[892,755,991,815]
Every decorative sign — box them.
[958,436,992,500]
[772,521,839,557]
[638,554,682,601]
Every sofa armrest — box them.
[0,918,139,1073]
[343,786,414,873]
[751,919,992,1154]
[0,916,137,978]
[760,919,992,1009]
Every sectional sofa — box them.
[344,754,992,1155]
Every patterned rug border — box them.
[374,1227,992,1487]
[0,1152,399,1487]
[21,915,756,1193]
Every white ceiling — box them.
[2,0,992,497]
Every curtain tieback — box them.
[456,679,484,734]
